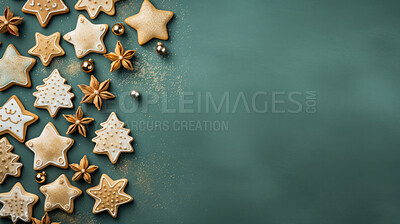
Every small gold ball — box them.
[156,42,167,55]
[112,23,125,36]
[81,59,94,73]
[35,171,46,184]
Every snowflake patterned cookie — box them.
[75,0,120,19]
[40,174,82,214]
[0,95,39,143]
[25,122,74,170]
[22,0,69,27]
[0,137,22,184]
[33,69,74,118]
[28,32,65,67]
[0,44,36,91]
[63,14,108,58]
[92,112,134,164]
[86,174,133,218]
[0,182,39,223]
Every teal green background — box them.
[1,0,400,223]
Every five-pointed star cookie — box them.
[40,174,82,213]
[92,112,134,164]
[0,137,22,184]
[75,0,120,19]
[125,0,174,45]
[28,32,65,67]
[33,69,74,118]
[22,0,69,27]
[25,122,74,170]
[64,14,108,58]
[86,174,133,218]
[0,182,39,223]
[0,44,36,91]
[0,95,39,143]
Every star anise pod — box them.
[104,41,136,72]
[78,75,115,111]
[32,212,60,224]
[70,155,98,184]
[0,7,23,36]
[63,106,94,137]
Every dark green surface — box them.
[1,0,400,223]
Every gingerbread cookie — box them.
[92,112,133,164]
[64,15,108,58]
[40,174,82,213]
[28,32,65,67]
[75,0,120,19]
[86,174,133,218]
[125,0,174,45]
[22,0,69,27]
[0,182,39,223]
[0,44,36,91]
[25,122,74,170]
[0,95,39,143]
[0,137,22,184]
[33,69,74,118]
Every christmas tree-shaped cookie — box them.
[33,69,74,118]
[0,137,22,184]
[92,112,134,164]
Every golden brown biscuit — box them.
[86,174,133,218]
[0,137,22,184]
[125,0,173,45]
[0,95,39,143]
[75,0,120,19]
[28,32,65,67]
[22,0,69,27]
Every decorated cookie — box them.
[40,174,82,213]
[22,0,69,27]
[28,32,65,67]
[86,174,133,218]
[78,75,115,111]
[0,182,39,223]
[33,69,74,118]
[0,137,22,184]
[92,112,133,164]
[75,0,120,19]
[64,14,108,58]
[0,95,39,143]
[25,122,74,170]
[125,0,174,45]
[0,44,36,91]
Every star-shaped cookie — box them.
[87,174,133,218]
[0,182,39,223]
[92,112,134,164]
[40,174,82,213]
[75,0,120,19]
[0,44,36,91]
[33,69,74,118]
[25,122,74,170]
[64,14,108,58]
[28,32,65,67]
[22,0,69,27]
[0,137,22,184]
[0,95,39,143]
[125,0,174,45]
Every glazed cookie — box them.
[92,112,134,164]
[86,174,133,218]
[75,0,120,19]
[28,32,65,67]
[0,44,36,91]
[40,174,82,213]
[0,182,39,223]
[33,69,74,118]
[25,122,74,170]
[64,14,108,58]
[125,0,174,45]
[22,0,69,27]
[0,137,22,184]
[0,95,39,143]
